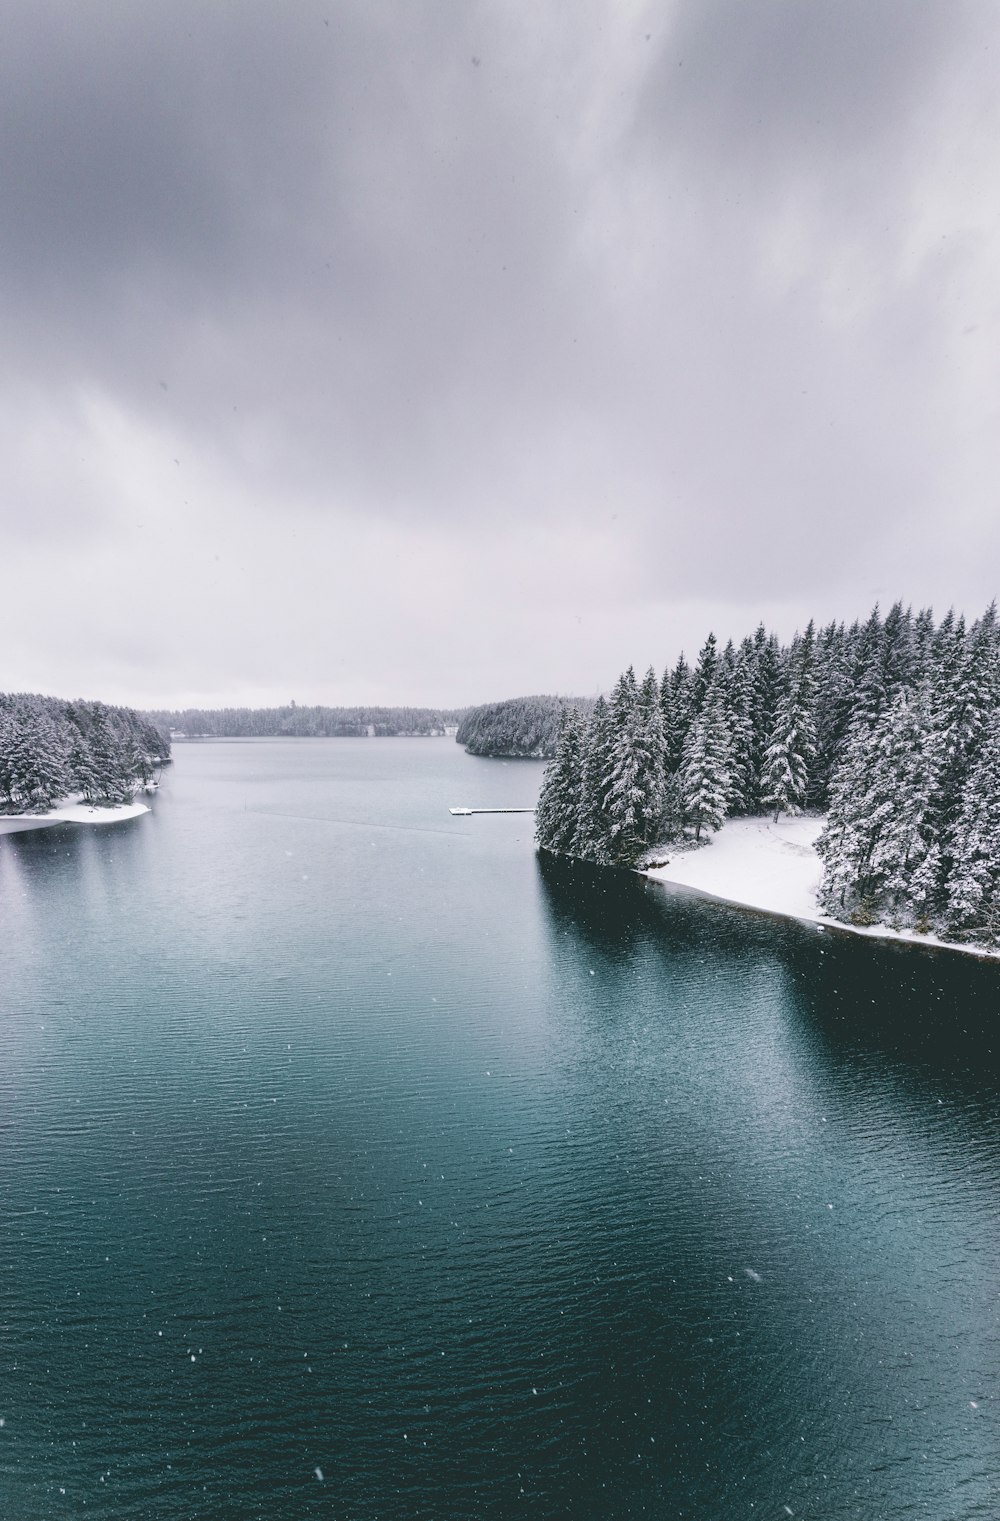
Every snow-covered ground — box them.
[643,814,1000,963]
[0,800,149,836]
[645,814,824,921]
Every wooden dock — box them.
[449,807,536,815]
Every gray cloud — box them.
[2,1,999,704]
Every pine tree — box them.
[944,711,1000,942]
[66,721,101,802]
[818,688,940,924]
[85,706,134,804]
[927,606,997,894]
[662,655,695,774]
[810,621,853,808]
[817,720,876,917]
[600,671,648,864]
[881,601,917,698]
[634,666,666,845]
[680,675,732,842]
[724,650,756,814]
[911,606,936,687]
[3,709,71,810]
[535,708,586,856]
[747,625,783,811]
[850,604,887,730]
[865,687,940,922]
[691,632,720,712]
[761,626,817,821]
[576,697,616,864]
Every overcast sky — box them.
[3,1,999,709]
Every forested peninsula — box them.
[536,603,1000,947]
[150,704,466,738]
[457,695,596,758]
[0,693,170,813]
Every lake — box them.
[1,738,998,1519]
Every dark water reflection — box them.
[1,743,998,1519]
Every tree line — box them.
[535,603,1000,945]
[0,693,170,814]
[148,704,467,738]
[456,694,597,758]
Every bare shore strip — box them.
[642,814,1000,964]
[0,801,149,836]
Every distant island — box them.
[535,602,1000,951]
[456,694,597,758]
[0,692,170,817]
[148,703,467,739]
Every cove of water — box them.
[1,738,998,1519]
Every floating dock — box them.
[449,807,536,816]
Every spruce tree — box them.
[724,651,756,815]
[680,675,732,842]
[881,601,917,698]
[535,708,586,856]
[945,711,1000,942]
[691,632,720,712]
[761,626,817,821]
[810,621,853,808]
[602,671,647,865]
[662,655,695,774]
[576,697,616,864]
[850,604,887,730]
[747,625,783,811]
[3,710,71,810]
[634,666,666,845]
[818,688,939,924]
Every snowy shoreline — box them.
[0,800,150,836]
[642,814,1000,964]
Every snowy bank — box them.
[643,815,1000,963]
[0,801,149,836]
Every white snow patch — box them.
[644,815,824,922]
[643,814,1000,963]
[0,800,149,835]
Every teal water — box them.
[1,739,999,1519]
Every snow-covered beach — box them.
[643,814,1000,963]
[0,800,149,836]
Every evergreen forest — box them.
[0,693,170,813]
[535,603,1000,946]
[148,704,466,738]
[457,695,597,758]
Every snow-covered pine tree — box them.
[66,717,101,803]
[85,705,135,804]
[662,655,695,775]
[634,666,666,845]
[945,710,1000,942]
[818,687,940,925]
[881,601,918,698]
[576,696,616,864]
[810,620,853,809]
[724,649,756,814]
[850,604,888,731]
[679,674,732,842]
[534,707,586,856]
[691,632,720,713]
[0,708,15,810]
[864,685,941,923]
[760,624,817,821]
[910,606,937,688]
[2,708,72,810]
[747,625,783,812]
[927,604,999,896]
[816,720,875,917]
[602,669,651,866]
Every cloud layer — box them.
[3,1,999,705]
